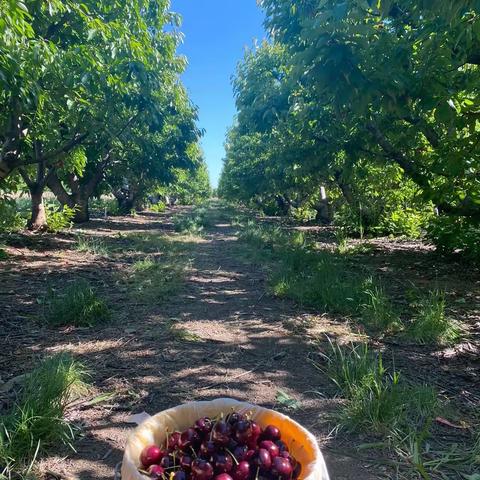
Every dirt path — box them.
[1,207,478,479]
[54,214,373,479]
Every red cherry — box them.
[214,475,233,480]
[168,431,182,450]
[250,422,261,438]
[191,459,214,480]
[263,425,281,442]
[141,445,165,468]
[253,448,272,472]
[213,453,233,473]
[259,440,279,458]
[232,461,250,480]
[148,465,165,479]
[271,457,293,479]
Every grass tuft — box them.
[44,279,110,327]
[319,341,438,436]
[0,353,87,476]
[406,290,461,345]
[361,279,401,333]
[75,235,110,256]
[127,256,187,303]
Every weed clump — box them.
[406,290,461,345]
[44,279,110,327]
[0,353,87,476]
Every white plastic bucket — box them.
[121,398,330,480]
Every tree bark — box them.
[28,187,48,230]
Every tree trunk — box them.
[72,196,89,223]
[28,187,47,231]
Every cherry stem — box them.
[225,448,239,465]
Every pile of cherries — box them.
[139,412,302,480]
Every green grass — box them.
[126,255,187,303]
[319,341,439,435]
[44,279,110,327]
[406,290,461,345]
[0,353,87,477]
[75,235,110,256]
[318,340,380,397]
[361,279,402,333]
[173,207,213,235]
[239,222,386,318]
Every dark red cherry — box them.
[181,428,201,449]
[259,440,279,458]
[271,457,293,479]
[232,445,248,462]
[140,445,165,468]
[213,453,233,473]
[214,475,233,480]
[180,454,193,471]
[196,417,213,435]
[233,420,251,444]
[275,440,289,453]
[168,431,182,450]
[263,425,281,442]
[244,450,255,461]
[200,440,216,458]
[292,461,302,479]
[160,455,173,469]
[148,465,165,479]
[280,451,291,460]
[174,472,187,480]
[227,412,242,425]
[231,461,251,480]
[253,448,272,472]
[212,421,231,446]
[191,459,214,480]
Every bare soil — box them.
[0,207,478,480]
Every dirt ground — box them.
[0,206,478,480]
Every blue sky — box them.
[171,0,266,187]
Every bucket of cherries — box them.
[121,399,329,480]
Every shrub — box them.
[149,202,166,213]
[0,197,24,233]
[173,207,213,235]
[89,197,120,216]
[0,353,87,476]
[46,204,76,233]
[428,215,480,261]
[407,290,461,345]
[44,280,110,327]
